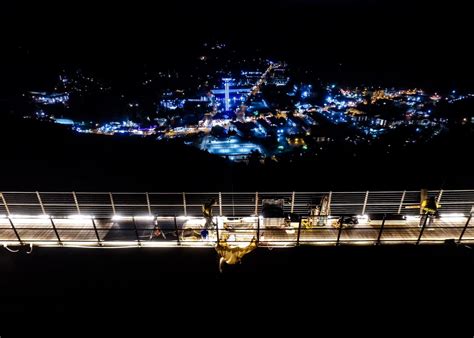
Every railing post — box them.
[296,217,302,246]
[416,213,429,245]
[214,216,219,244]
[72,191,81,215]
[436,189,443,206]
[109,192,116,216]
[362,191,369,215]
[327,191,333,216]
[146,192,152,216]
[91,218,102,245]
[182,192,187,217]
[219,192,223,216]
[8,217,22,245]
[256,216,260,245]
[132,216,141,246]
[36,191,47,215]
[291,191,295,213]
[50,218,62,244]
[336,221,343,246]
[458,209,473,244]
[398,190,406,214]
[0,193,11,216]
[255,192,259,215]
[376,213,386,245]
[174,216,180,245]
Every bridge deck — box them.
[0,216,471,247]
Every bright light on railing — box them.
[357,215,369,223]
[440,213,465,218]
[133,216,155,221]
[112,215,131,221]
[440,213,466,221]
[68,215,94,220]
[8,214,50,219]
[406,216,420,221]
[177,216,200,220]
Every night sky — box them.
[2,0,472,91]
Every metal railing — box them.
[0,190,473,247]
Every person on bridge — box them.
[202,198,217,230]
[420,196,440,227]
[150,218,166,240]
[317,195,330,226]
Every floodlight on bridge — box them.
[68,215,94,220]
[440,213,466,221]
[177,216,198,220]
[112,215,131,221]
[8,214,50,219]
[133,216,155,221]
[357,215,369,222]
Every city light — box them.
[18,50,472,164]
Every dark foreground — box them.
[0,244,472,326]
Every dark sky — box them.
[2,0,473,90]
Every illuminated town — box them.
[23,43,474,163]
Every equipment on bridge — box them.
[261,198,298,233]
[333,215,358,229]
[180,218,207,240]
[302,195,330,228]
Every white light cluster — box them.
[8,214,50,219]
[68,215,94,220]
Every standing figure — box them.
[318,195,330,226]
[420,196,440,228]
[202,198,217,230]
[308,205,320,228]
